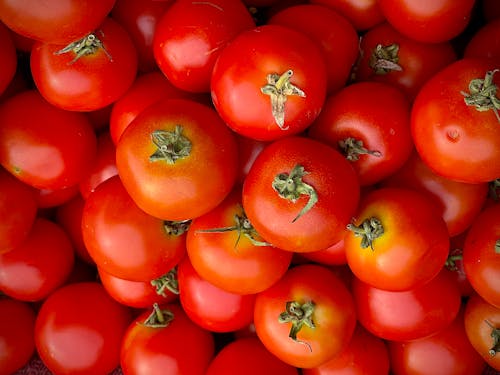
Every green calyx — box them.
[495,239,500,255]
[163,219,191,236]
[485,320,500,356]
[272,164,318,223]
[140,303,174,328]
[149,125,192,164]
[369,43,403,75]
[338,137,382,161]
[150,268,179,297]
[347,217,384,250]
[462,69,500,123]
[54,32,112,64]
[278,300,315,351]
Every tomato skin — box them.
[353,270,462,342]
[120,303,215,375]
[30,18,138,112]
[411,58,500,183]
[254,264,357,369]
[36,184,80,209]
[464,19,500,65]
[116,98,239,221]
[0,90,97,190]
[0,21,16,96]
[0,298,36,375]
[300,238,348,266]
[211,25,327,141]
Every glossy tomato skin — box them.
[412,58,500,183]
[35,282,132,375]
[81,175,186,281]
[463,204,500,308]
[211,25,327,141]
[243,136,359,253]
[345,187,449,291]
[0,90,97,190]
[0,22,16,96]
[353,270,462,342]
[254,264,357,368]
[205,337,299,375]
[30,18,138,112]
[464,19,500,65]
[116,98,239,221]
[120,303,215,375]
[154,0,255,93]
[0,298,36,375]
[308,81,413,186]
[36,184,80,209]
[299,238,347,266]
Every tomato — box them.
[211,25,327,141]
[445,231,475,297]
[81,175,186,281]
[116,98,239,221]
[381,151,488,236]
[177,256,256,332]
[463,203,500,308]
[243,136,359,253]
[235,134,268,185]
[464,293,500,370]
[307,81,413,186]
[267,4,359,95]
[0,298,36,375]
[154,0,255,93]
[0,90,97,190]
[35,282,132,375]
[411,58,500,183]
[120,303,215,375]
[0,21,16,96]
[254,264,357,368]
[205,337,299,375]
[345,187,449,291]
[0,0,116,44]
[299,238,347,266]
[355,22,457,101]
[378,0,475,43]
[464,18,500,65]
[353,270,462,342]
[388,308,486,375]
[0,168,37,253]
[302,325,390,375]
[30,17,138,112]
[36,184,80,209]
[482,0,500,22]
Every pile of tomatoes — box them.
[0,0,500,374]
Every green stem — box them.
[149,125,192,163]
[163,219,191,236]
[150,268,179,296]
[140,303,174,328]
[346,217,384,250]
[485,320,500,356]
[338,137,382,161]
[462,69,500,123]
[369,43,403,75]
[54,31,112,64]
[278,300,315,351]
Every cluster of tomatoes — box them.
[0,0,500,374]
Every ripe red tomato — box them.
[445,231,475,297]
[464,18,500,65]
[243,136,360,253]
[120,303,215,374]
[30,18,138,112]
[35,282,132,375]
[0,21,16,96]
[116,98,239,221]
[299,238,347,266]
[0,90,97,190]
[211,25,327,141]
[36,184,79,209]
[411,58,500,183]
[254,264,357,368]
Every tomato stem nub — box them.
[369,43,403,75]
[149,125,192,164]
[495,239,500,255]
[54,31,112,64]
[141,303,174,328]
[278,300,315,351]
[462,69,500,123]
[151,268,179,296]
[347,217,384,250]
[485,320,500,356]
[261,70,306,130]
[338,137,382,161]
[272,164,318,223]
[489,179,500,201]
[444,251,463,271]
[163,219,191,236]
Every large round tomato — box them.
[242,136,360,253]
[211,25,327,141]
[116,98,239,221]
[254,264,357,368]
[411,59,500,183]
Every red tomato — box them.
[0,0,116,44]
[464,293,500,370]
[308,81,413,186]
[154,0,255,93]
[353,270,462,342]
[302,325,390,375]
[0,21,16,96]
[411,58,500,183]
[388,308,486,375]
[211,25,327,141]
[445,231,475,297]
[0,168,37,253]
[268,4,359,95]
[35,282,132,375]
[254,264,357,368]
[30,18,138,112]
[464,18,500,65]
[0,298,36,375]
[205,337,299,375]
[0,90,97,190]
[36,184,80,209]
[482,0,500,22]
[345,187,449,291]
[82,175,186,281]
[299,238,347,266]
[243,136,360,253]
[120,303,215,375]
[463,203,500,308]
[116,98,239,221]
[378,0,475,43]
[235,134,268,185]
[178,256,256,332]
